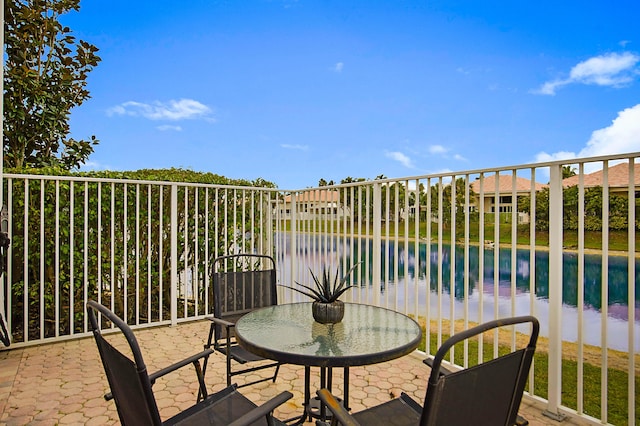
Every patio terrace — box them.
[0,152,638,424]
[0,319,585,425]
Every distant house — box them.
[470,174,546,223]
[276,190,350,220]
[562,162,640,196]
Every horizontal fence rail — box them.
[1,152,638,425]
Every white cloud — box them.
[425,144,466,161]
[157,125,182,131]
[532,52,640,95]
[281,143,309,151]
[534,81,562,96]
[428,145,447,154]
[79,160,110,171]
[534,104,640,170]
[534,150,577,163]
[107,99,215,121]
[570,53,638,84]
[385,151,415,168]
[579,104,640,157]
[426,170,454,184]
[432,168,454,175]
[333,62,344,73]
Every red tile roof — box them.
[470,174,546,194]
[562,162,640,188]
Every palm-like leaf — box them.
[283,262,361,303]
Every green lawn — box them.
[283,219,639,252]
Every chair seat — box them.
[352,394,421,426]
[167,386,287,426]
[227,344,268,364]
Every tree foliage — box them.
[518,186,637,231]
[562,165,577,179]
[318,178,335,186]
[4,0,101,170]
[428,178,476,229]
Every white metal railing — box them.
[1,175,283,342]
[1,152,638,425]
[277,152,638,426]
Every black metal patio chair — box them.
[203,253,282,389]
[87,300,292,426]
[317,315,539,426]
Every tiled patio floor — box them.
[0,320,585,425]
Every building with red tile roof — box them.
[470,174,546,221]
[562,162,640,196]
[278,189,348,219]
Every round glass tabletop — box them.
[235,302,422,367]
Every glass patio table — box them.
[235,302,423,424]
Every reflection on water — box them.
[277,233,640,351]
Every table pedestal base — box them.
[286,365,350,425]
[307,394,344,419]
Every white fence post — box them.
[544,164,566,421]
[372,182,382,306]
[627,160,636,424]
[170,184,178,326]
[290,193,297,300]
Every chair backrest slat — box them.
[422,316,539,426]
[87,301,163,426]
[212,254,277,339]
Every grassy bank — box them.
[282,219,640,252]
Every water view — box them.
[278,234,640,352]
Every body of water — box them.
[278,233,640,352]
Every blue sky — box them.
[63,0,640,189]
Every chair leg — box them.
[197,353,210,402]
[193,360,208,401]
[226,352,233,387]
[226,331,233,386]
[198,323,215,401]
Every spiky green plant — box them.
[285,263,360,303]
